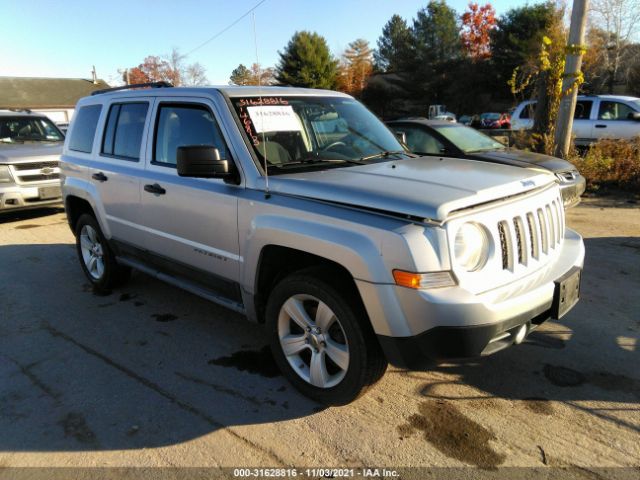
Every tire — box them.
[74,213,130,291]
[265,270,387,405]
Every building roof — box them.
[0,77,111,109]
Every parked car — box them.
[0,110,64,212]
[458,115,472,126]
[511,95,640,146]
[387,119,586,208]
[480,112,511,129]
[61,84,584,404]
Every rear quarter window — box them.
[68,104,102,153]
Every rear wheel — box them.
[75,214,130,291]
[266,270,387,405]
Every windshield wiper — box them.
[301,157,366,165]
[359,150,411,162]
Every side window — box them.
[154,104,228,166]
[399,126,444,155]
[598,101,635,120]
[68,105,102,153]
[574,100,592,120]
[102,102,149,160]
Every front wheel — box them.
[75,213,130,291]
[265,271,387,405]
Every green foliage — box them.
[275,31,339,89]
[374,15,414,72]
[412,0,461,65]
[229,64,252,86]
[401,0,462,106]
[569,138,640,191]
[491,2,557,98]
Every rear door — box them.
[593,99,640,141]
[572,99,594,145]
[89,98,152,246]
[138,97,241,286]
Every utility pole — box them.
[554,0,589,158]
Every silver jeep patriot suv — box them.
[60,84,584,404]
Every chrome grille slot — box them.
[546,205,555,249]
[497,220,512,270]
[526,212,539,260]
[18,173,60,182]
[537,208,548,254]
[513,216,527,265]
[13,161,58,171]
[553,200,562,243]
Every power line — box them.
[184,0,269,57]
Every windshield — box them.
[232,96,407,172]
[0,116,64,143]
[433,124,506,153]
[481,113,501,120]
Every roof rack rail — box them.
[5,108,33,113]
[91,81,173,96]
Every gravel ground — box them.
[0,197,638,479]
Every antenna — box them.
[252,10,270,199]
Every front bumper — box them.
[378,308,551,368]
[358,228,584,367]
[0,183,62,212]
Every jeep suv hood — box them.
[265,156,555,221]
[0,143,63,163]
[470,148,573,173]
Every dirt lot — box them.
[0,197,638,478]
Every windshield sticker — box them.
[238,97,289,107]
[247,106,301,134]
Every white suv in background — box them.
[511,95,640,146]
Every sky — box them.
[0,0,545,86]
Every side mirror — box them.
[177,146,233,178]
[627,112,640,121]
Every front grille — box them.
[498,199,563,270]
[10,160,60,184]
[13,161,58,171]
[17,173,60,182]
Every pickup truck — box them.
[511,95,640,146]
[60,84,584,404]
[0,110,64,212]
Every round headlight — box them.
[454,222,490,271]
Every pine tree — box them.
[275,31,339,89]
[229,64,253,85]
[337,39,373,97]
[374,15,414,72]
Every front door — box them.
[139,98,241,286]
[592,100,640,141]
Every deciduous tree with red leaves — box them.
[461,2,497,61]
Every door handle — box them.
[144,183,166,195]
[595,124,607,128]
[92,172,108,182]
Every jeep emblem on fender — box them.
[521,180,535,188]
